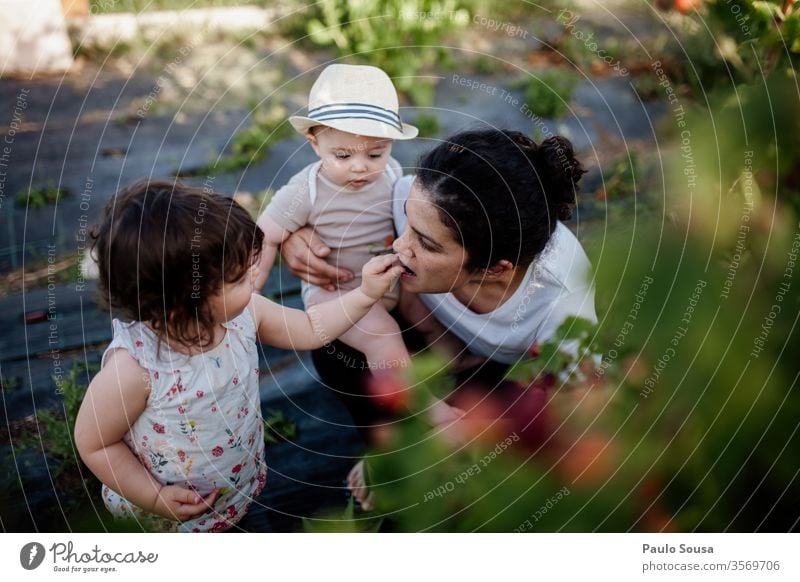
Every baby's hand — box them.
[360,254,404,300]
[151,485,219,522]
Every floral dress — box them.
[101,307,266,532]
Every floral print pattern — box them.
[101,308,266,532]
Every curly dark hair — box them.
[91,179,264,349]
[416,129,585,271]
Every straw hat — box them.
[289,64,418,140]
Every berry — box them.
[674,0,701,14]
[367,372,410,412]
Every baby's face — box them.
[308,127,393,190]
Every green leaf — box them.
[752,1,785,23]
[783,12,800,52]
[263,409,298,445]
[306,19,333,45]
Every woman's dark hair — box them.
[91,179,264,349]
[416,129,585,271]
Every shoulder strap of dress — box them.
[307,161,323,206]
[103,319,157,370]
[223,297,257,338]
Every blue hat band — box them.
[308,102,403,132]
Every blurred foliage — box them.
[13,362,94,478]
[88,0,267,13]
[412,112,442,137]
[597,152,641,200]
[15,184,70,209]
[191,106,294,176]
[303,498,383,532]
[346,0,800,532]
[0,374,21,391]
[511,68,580,119]
[0,361,114,531]
[263,409,299,446]
[657,0,800,93]
[304,0,480,105]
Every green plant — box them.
[88,0,254,14]
[513,68,579,119]
[0,360,149,531]
[263,409,298,446]
[302,498,383,532]
[195,107,294,175]
[9,361,94,483]
[597,151,640,200]
[45,363,92,470]
[472,55,499,75]
[304,0,478,105]
[15,185,70,209]
[655,1,800,94]
[413,113,441,137]
[0,375,21,391]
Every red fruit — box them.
[509,384,555,452]
[367,372,409,412]
[453,387,505,420]
[528,342,541,359]
[369,425,397,448]
[558,434,616,486]
[673,0,701,14]
[622,356,649,385]
[638,478,676,532]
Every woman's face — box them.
[393,181,473,294]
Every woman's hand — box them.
[151,486,219,522]
[281,227,354,291]
[359,254,405,300]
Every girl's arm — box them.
[252,253,404,349]
[253,214,292,292]
[74,350,217,521]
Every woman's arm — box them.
[280,226,355,291]
[74,350,217,521]
[253,253,404,349]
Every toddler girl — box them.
[74,179,402,532]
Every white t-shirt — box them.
[393,175,597,364]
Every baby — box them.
[255,64,417,375]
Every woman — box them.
[284,126,595,382]
[282,128,597,508]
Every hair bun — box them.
[534,136,585,220]
[508,131,538,152]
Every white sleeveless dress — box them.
[100,307,266,532]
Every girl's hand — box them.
[151,485,219,522]
[360,254,405,300]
